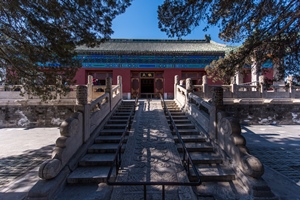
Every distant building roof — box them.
[76,39,235,56]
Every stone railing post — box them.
[186,78,192,103]
[287,76,294,98]
[87,75,93,103]
[211,87,224,140]
[56,75,62,100]
[21,86,29,100]
[179,80,184,86]
[202,75,208,99]
[232,83,237,98]
[117,75,122,99]
[230,76,236,98]
[105,77,112,111]
[174,75,179,100]
[212,87,224,111]
[259,75,265,98]
[76,85,90,142]
[235,70,243,85]
[186,78,193,92]
[76,85,88,105]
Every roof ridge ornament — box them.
[205,34,211,42]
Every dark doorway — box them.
[141,79,154,93]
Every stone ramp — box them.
[110,100,197,200]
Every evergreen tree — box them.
[158,0,300,84]
[0,0,131,100]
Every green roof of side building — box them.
[76,39,235,56]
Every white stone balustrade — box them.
[174,78,264,179]
[38,76,123,180]
[191,75,300,100]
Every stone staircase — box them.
[66,101,136,184]
[162,100,255,199]
[52,100,277,199]
[164,101,236,183]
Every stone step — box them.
[117,106,135,109]
[107,119,129,124]
[173,134,207,143]
[177,142,214,152]
[87,143,124,153]
[100,129,126,135]
[167,115,189,120]
[188,152,223,164]
[166,105,179,108]
[174,124,196,130]
[167,108,181,111]
[113,111,132,116]
[110,116,131,120]
[189,164,235,182]
[169,119,192,124]
[169,111,186,116]
[79,153,116,166]
[95,135,127,143]
[177,129,201,135]
[104,124,128,129]
[67,166,115,184]
[166,103,178,105]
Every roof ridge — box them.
[107,38,209,43]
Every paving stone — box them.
[242,125,300,186]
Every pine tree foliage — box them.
[158,0,300,83]
[0,0,131,100]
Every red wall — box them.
[163,69,181,93]
[113,69,131,93]
[74,67,274,95]
[73,68,87,84]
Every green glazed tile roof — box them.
[76,39,235,55]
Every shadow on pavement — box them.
[0,144,55,189]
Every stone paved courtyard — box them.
[0,146,53,189]
[0,123,300,199]
[248,146,300,184]
[0,128,59,190]
[242,125,300,186]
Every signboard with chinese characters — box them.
[140,72,154,78]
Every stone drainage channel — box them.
[108,100,199,200]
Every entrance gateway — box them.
[131,71,163,99]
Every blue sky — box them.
[111,0,228,44]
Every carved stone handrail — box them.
[175,80,264,179]
[191,75,300,99]
[217,111,264,178]
[39,112,83,179]
[38,77,122,180]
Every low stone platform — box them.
[1,106,300,199]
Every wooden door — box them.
[131,78,140,98]
[154,78,164,98]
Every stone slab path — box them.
[242,125,300,185]
[242,125,300,199]
[110,100,196,200]
[0,128,59,200]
